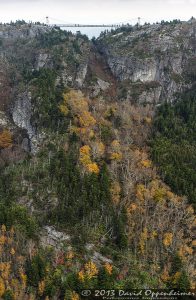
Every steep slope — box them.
[0,21,195,299]
[97,19,196,104]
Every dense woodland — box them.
[152,85,196,208]
[0,21,195,299]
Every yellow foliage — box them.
[10,248,15,255]
[86,163,99,174]
[163,233,173,247]
[110,152,122,161]
[66,251,74,260]
[192,240,196,247]
[1,225,6,233]
[161,269,170,282]
[79,111,96,128]
[80,155,91,167]
[172,271,181,284]
[104,263,113,275]
[84,261,98,280]
[79,127,87,135]
[38,280,45,296]
[178,245,193,258]
[80,145,91,156]
[69,125,80,135]
[110,181,121,205]
[127,203,137,214]
[139,228,148,254]
[62,90,88,115]
[92,141,105,159]
[10,227,14,237]
[97,142,105,156]
[0,236,6,245]
[0,277,5,297]
[136,184,146,201]
[79,146,99,174]
[110,141,122,160]
[142,228,148,240]
[186,205,194,214]
[185,245,193,255]
[104,106,117,119]
[20,271,27,289]
[89,130,95,139]
[166,190,175,199]
[151,230,158,239]
[79,146,92,166]
[144,117,152,124]
[78,270,85,282]
[0,129,12,149]
[59,103,69,116]
[70,291,80,300]
[111,140,120,150]
[153,187,167,202]
[141,159,152,168]
[1,263,11,280]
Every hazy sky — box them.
[0,0,195,25]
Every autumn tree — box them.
[0,129,12,149]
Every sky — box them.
[0,0,195,25]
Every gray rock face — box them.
[0,111,10,127]
[99,20,196,103]
[0,24,51,40]
[91,251,112,265]
[76,64,88,87]
[36,53,50,70]
[90,77,111,97]
[107,56,157,82]
[40,226,70,249]
[12,91,38,153]
[133,86,162,104]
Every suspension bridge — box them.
[44,16,143,28]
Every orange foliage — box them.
[0,129,12,149]
[127,203,137,214]
[163,233,173,247]
[0,226,29,298]
[104,263,113,275]
[0,277,5,297]
[86,163,99,174]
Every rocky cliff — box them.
[97,19,196,104]
[0,20,195,296]
[0,20,195,153]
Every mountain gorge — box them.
[0,19,195,299]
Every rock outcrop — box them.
[0,20,195,153]
[97,19,196,103]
